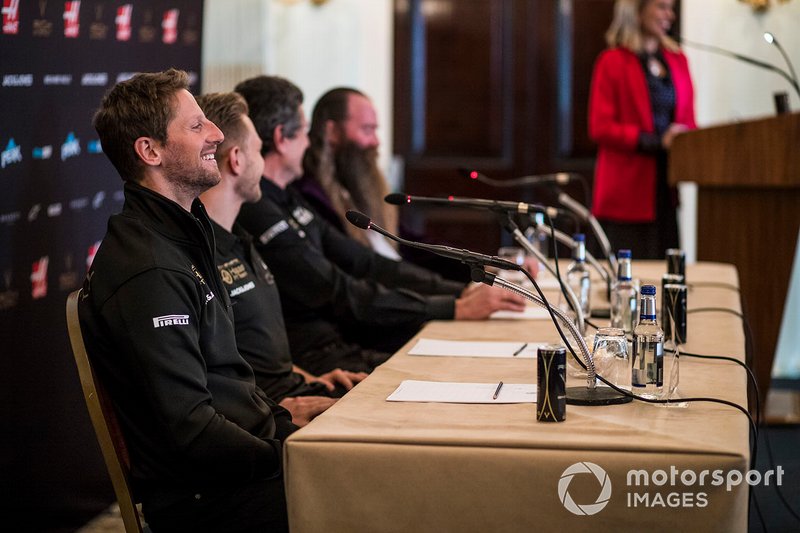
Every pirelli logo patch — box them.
[259,220,289,245]
[153,314,190,328]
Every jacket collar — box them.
[122,181,213,248]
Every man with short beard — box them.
[80,69,295,532]
[196,91,366,426]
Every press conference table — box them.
[284,262,750,532]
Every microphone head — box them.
[457,167,481,180]
[384,193,409,206]
[345,210,372,230]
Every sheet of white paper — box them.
[408,338,542,359]
[387,380,537,404]
[532,276,562,290]
[490,306,552,320]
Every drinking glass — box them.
[592,327,629,389]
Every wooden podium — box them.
[670,112,800,406]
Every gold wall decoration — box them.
[276,0,331,6]
[739,0,792,11]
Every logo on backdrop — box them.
[2,0,20,34]
[161,8,178,44]
[89,3,108,39]
[2,74,33,87]
[181,12,199,46]
[138,8,155,42]
[2,138,23,168]
[28,204,42,221]
[115,3,131,41]
[86,240,101,270]
[558,462,612,516]
[61,132,81,161]
[31,256,49,299]
[58,254,79,290]
[0,268,19,310]
[32,145,53,159]
[81,72,108,86]
[87,139,102,154]
[43,74,72,86]
[63,0,80,38]
[33,0,54,37]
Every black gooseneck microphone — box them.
[384,192,564,219]
[457,167,583,188]
[348,209,631,406]
[345,210,522,273]
[677,35,800,100]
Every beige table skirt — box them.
[285,261,750,532]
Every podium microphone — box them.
[764,32,799,98]
[677,35,800,100]
[345,210,522,273]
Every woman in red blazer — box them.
[589,0,696,259]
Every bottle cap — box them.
[641,284,656,296]
[618,249,632,259]
[573,233,585,242]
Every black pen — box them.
[513,343,528,356]
[492,381,504,400]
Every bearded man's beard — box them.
[314,142,398,247]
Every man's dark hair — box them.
[234,76,304,156]
[93,68,189,182]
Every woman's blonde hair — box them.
[605,0,679,53]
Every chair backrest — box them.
[66,289,145,533]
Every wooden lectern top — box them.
[670,111,800,188]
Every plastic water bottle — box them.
[631,284,664,398]
[610,249,638,335]
[566,233,591,317]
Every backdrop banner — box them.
[0,1,203,528]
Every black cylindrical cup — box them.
[663,283,687,345]
[662,273,684,323]
[537,344,566,422]
[774,92,790,115]
[666,248,685,279]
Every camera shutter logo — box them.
[558,462,612,516]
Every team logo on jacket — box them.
[292,206,314,226]
[190,264,206,285]
[152,314,189,328]
[259,220,289,245]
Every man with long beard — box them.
[295,88,401,259]
[295,88,480,283]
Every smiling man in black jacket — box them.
[79,69,296,532]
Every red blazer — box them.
[588,47,696,222]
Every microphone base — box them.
[566,386,633,406]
